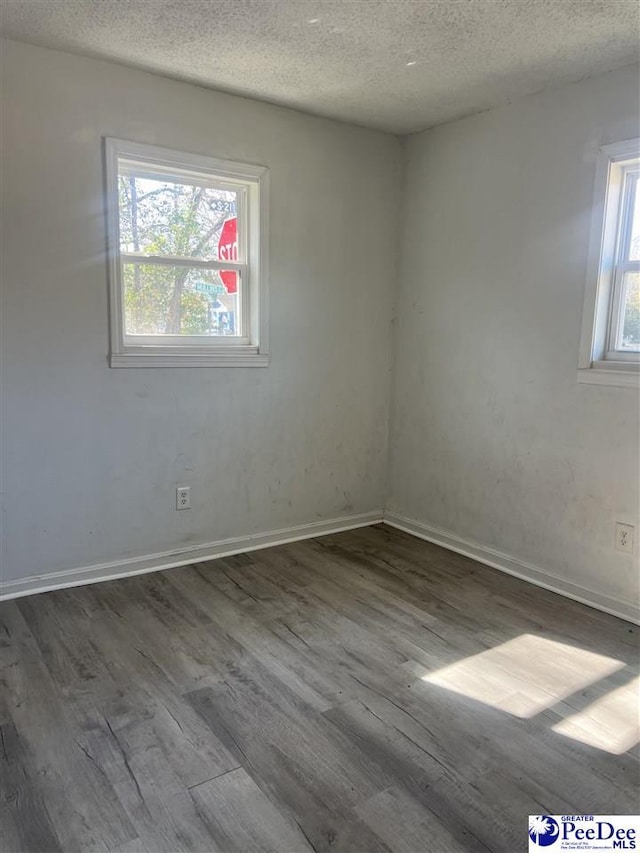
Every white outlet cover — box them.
[615,522,634,554]
[176,486,191,510]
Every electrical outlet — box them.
[615,522,634,554]
[176,486,191,510]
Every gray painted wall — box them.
[389,64,640,607]
[2,40,638,614]
[0,39,399,582]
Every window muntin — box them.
[105,139,268,367]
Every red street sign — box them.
[218,218,238,294]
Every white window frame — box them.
[578,137,640,388]
[104,138,269,367]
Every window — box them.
[578,137,640,387]
[105,139,269,367]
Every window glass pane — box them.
[123,264,240,337]
[118,174,238,261]
[629,177,640,261]
[619,271,640,351]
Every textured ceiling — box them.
[1,0,638,134]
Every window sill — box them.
[110,349,269,368]
[577,362,640,388]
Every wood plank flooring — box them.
[1,525,638,852]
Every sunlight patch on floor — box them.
[552,677,640,755]
[421,634,625,719]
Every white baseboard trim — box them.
[0,511,383,602]
[4,508,637,625]
[383,511,640,625]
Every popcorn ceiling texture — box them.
[0,0,638,134]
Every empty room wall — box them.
[0,39,400,588]
[388,64,640,617]
[2,38,638,620]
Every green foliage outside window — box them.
[119,176,236,336]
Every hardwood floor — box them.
[1,525,638,852]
